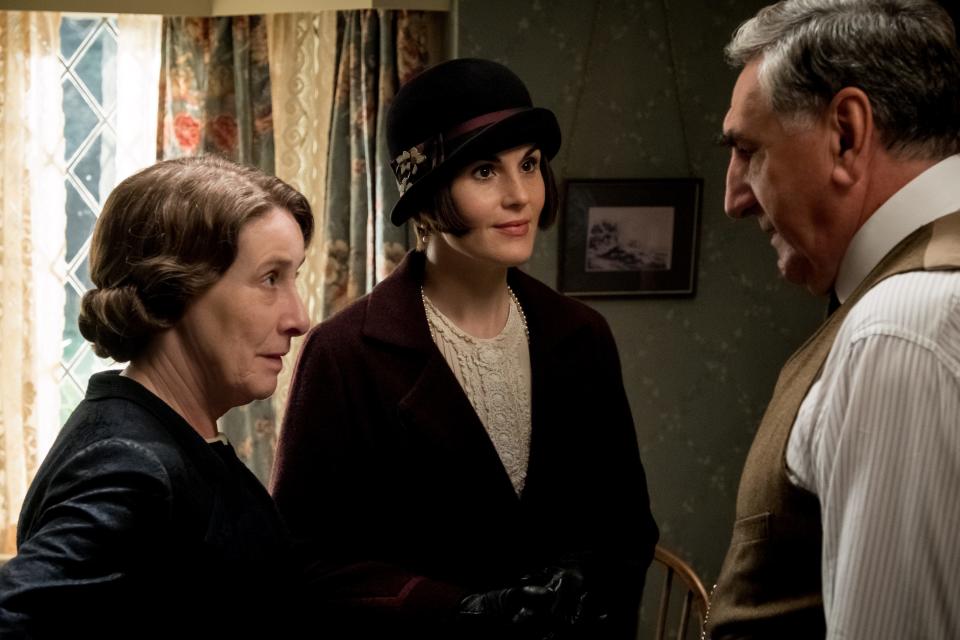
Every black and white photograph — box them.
[586,205,674,272]
[560,179,702,296]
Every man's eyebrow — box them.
[716,132,738,147]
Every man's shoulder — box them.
[841,269,960,357]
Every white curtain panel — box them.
[0,12,160,554]
[0,11,65,554]
[116,14,162,181]
[267,12,337,426]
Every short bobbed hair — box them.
[412,153,559,249]
[79,156,313,363]
[726,0,960,160]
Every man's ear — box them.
[828,87,873,188]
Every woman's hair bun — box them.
[78,285,170,363]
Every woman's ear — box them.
[412,215,433,251]
[828,87,873,188]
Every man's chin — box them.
[782,270,832,297]
[777,258,829,295]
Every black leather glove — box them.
[523,565,610,635]
[544,566,586,625]
[458,584,555,636]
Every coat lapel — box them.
[398,352,520,503]
[507,268,586,503]
[364,251,519,505]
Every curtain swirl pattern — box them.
[267,12,338,425]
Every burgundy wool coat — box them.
[272,250,657,639]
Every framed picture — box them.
[558,178,702,296]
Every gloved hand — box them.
[544,566,586,625]
[458,584,555,636]
[523,564,610,635]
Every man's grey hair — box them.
[726,0,960,160]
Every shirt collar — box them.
[835,154,960,302]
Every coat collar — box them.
[362,250,434,350]
[83,371,247,486]
[363,249,584,352]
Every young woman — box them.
[0,156,312,638]
[273,58,658,639]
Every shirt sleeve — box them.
[800,330,960,639]
[0,439,172,638]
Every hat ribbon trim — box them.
[444,107,527,139]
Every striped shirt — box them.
[786,155,960,639]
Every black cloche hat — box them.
[386,58,562,226]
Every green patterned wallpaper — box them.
[455,0,827,614]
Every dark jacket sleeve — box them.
[0,439,171,638]
[272,327,468,632]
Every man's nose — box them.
[724,154,757,219]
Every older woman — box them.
[273,58,657,640]
[0,156,312,637]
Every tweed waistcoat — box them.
[705,210,960,639]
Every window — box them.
[57,17,119,423]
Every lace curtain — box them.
[267,12,338,422]
[0,12,66,555]
[116,15,162,180]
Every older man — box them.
[706,1,960,638]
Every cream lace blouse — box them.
[422,293,532,494]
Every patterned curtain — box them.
[320,10,442,317]
[0,12,65,554]
[160,17,273,169]
[158,16,276,484]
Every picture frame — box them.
[558,178,702,297]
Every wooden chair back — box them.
[652,544,709,640]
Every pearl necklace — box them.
[420,285,529,341]
[507,285,529,340]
